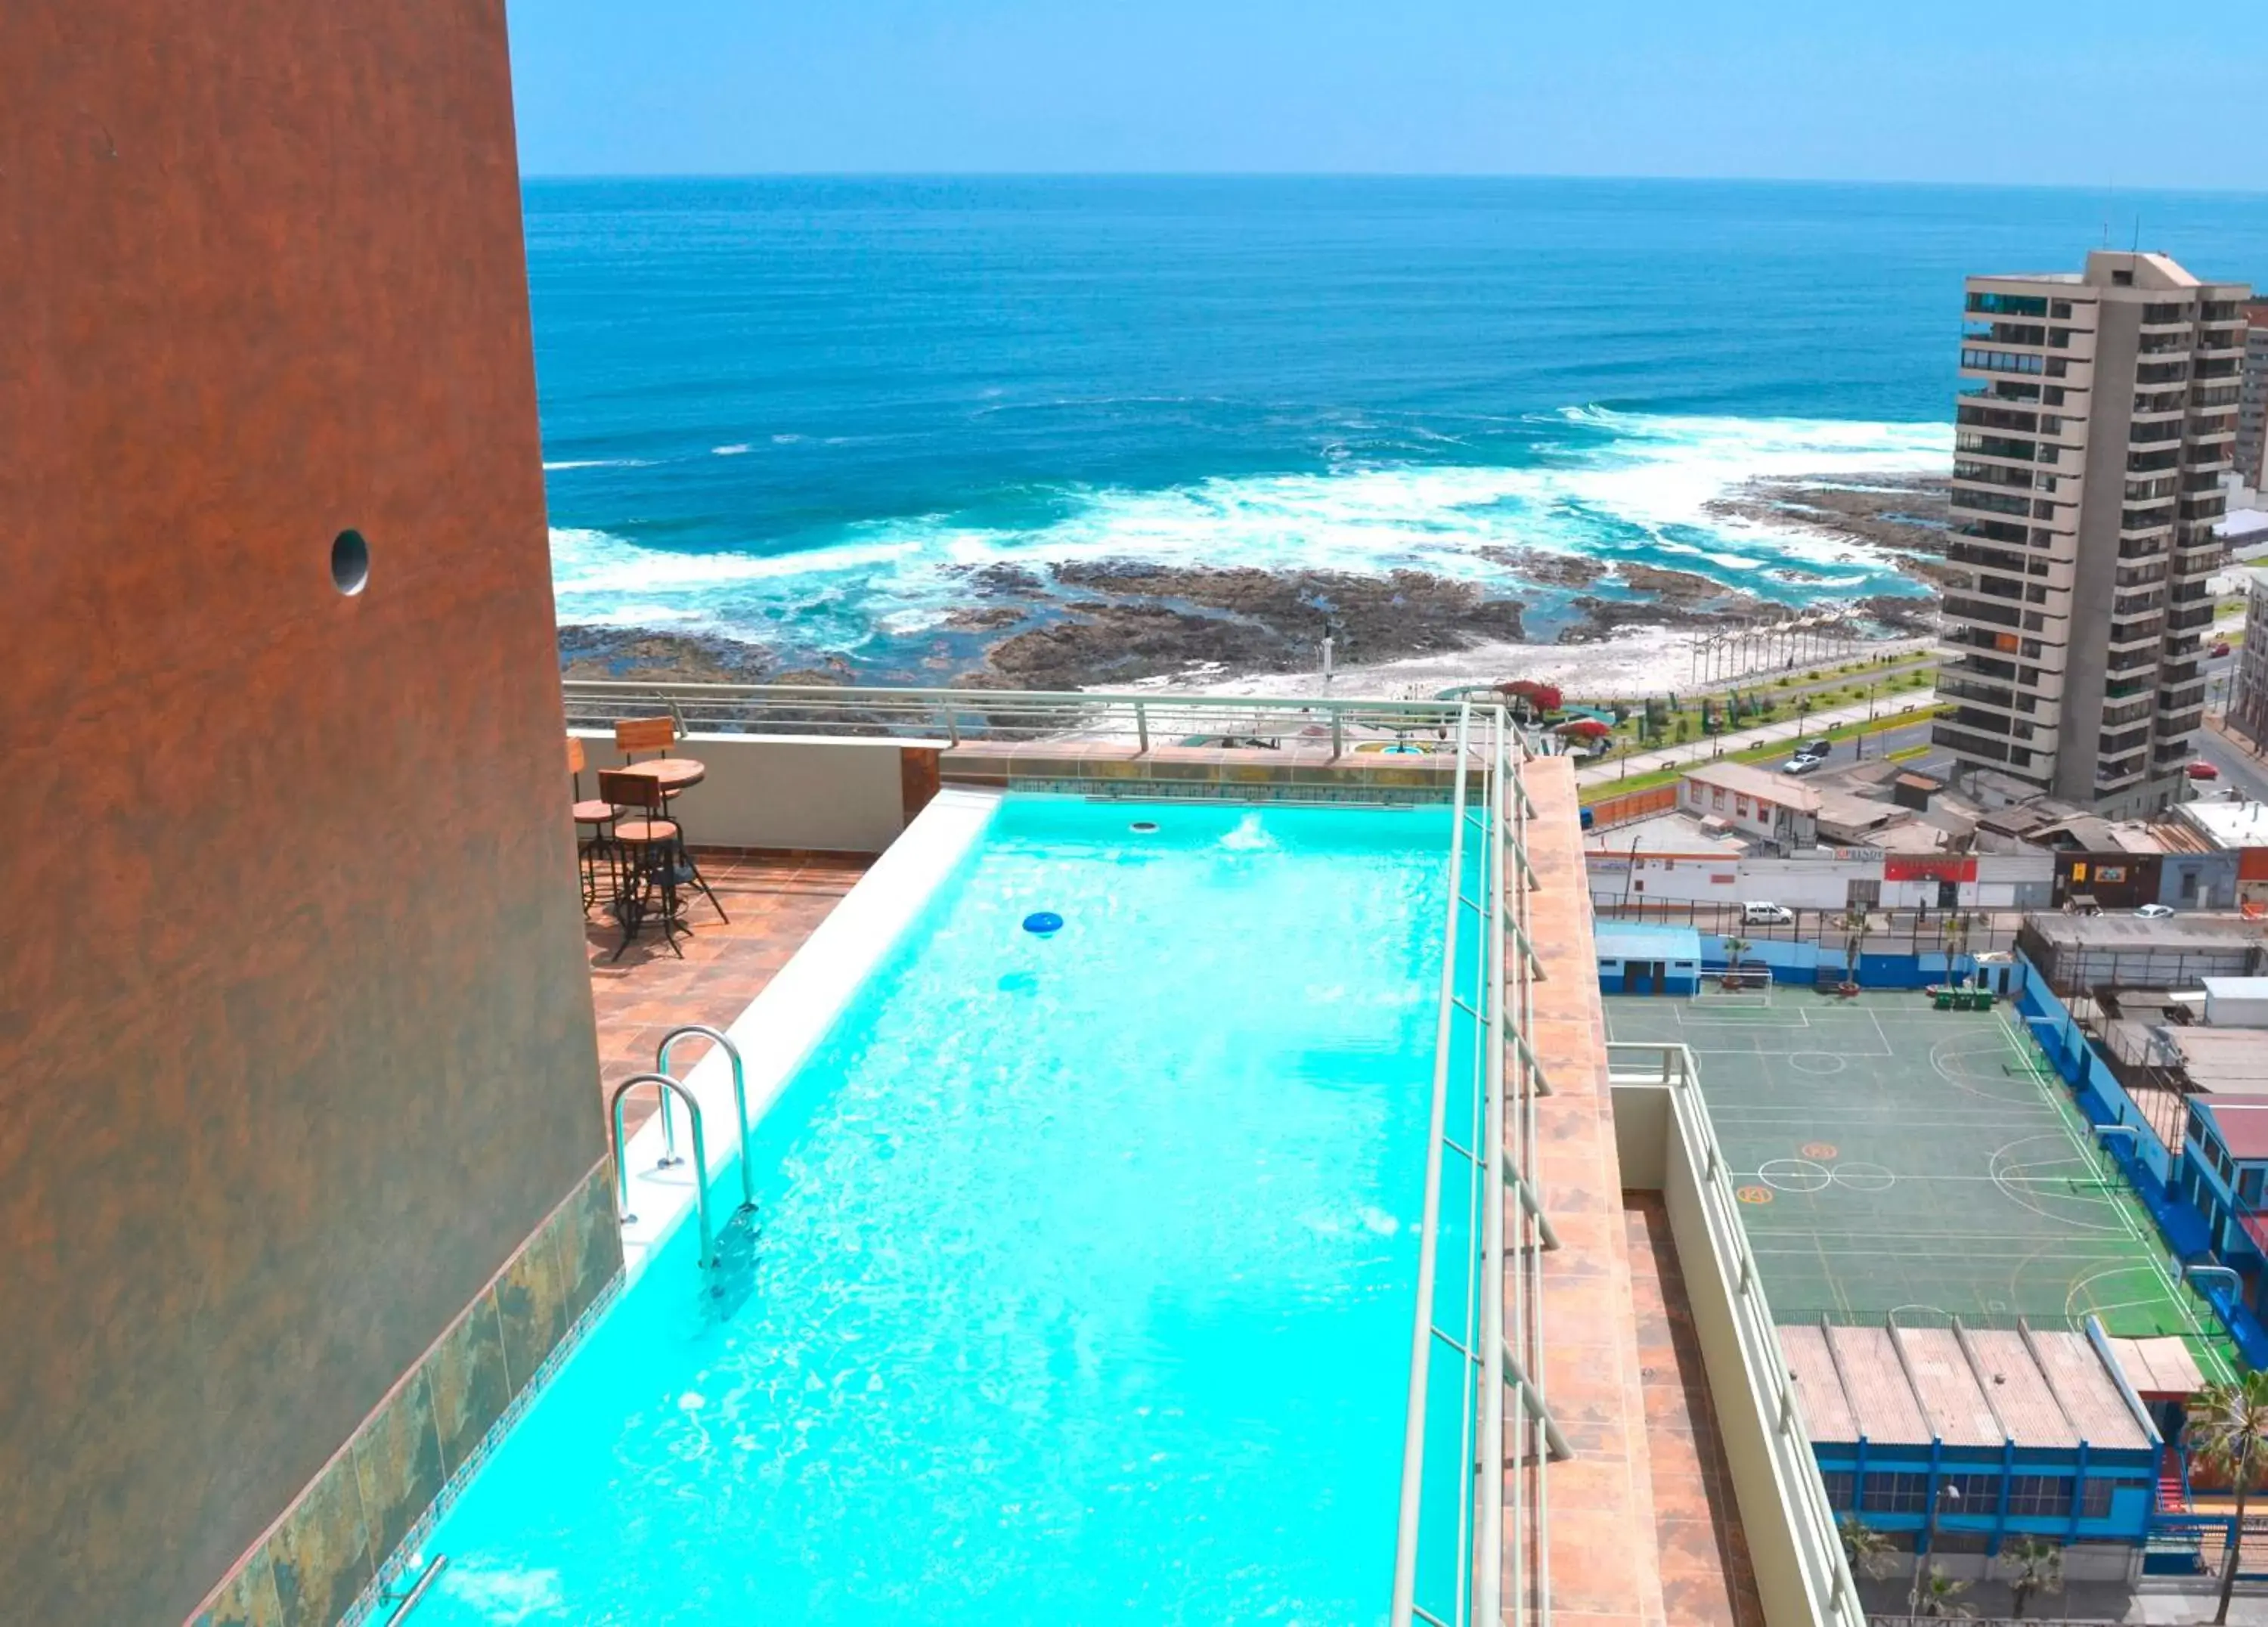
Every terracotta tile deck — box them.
[585,848,869,1133]
[1517,755,1668,1627]
[1624,1193,1768,1627]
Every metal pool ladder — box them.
[609,1072,718,1270]
[607,1026,761,1276]
[656,1024,758,1215]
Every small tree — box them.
[1838,1513,1897,1580]
[1839,906,1871,993]
[1722,936,1752,990]
[1941,911,1972,974]
[1916,1563,1972,1618]
[2192,1370,2268,1624]
[1999,1537,2062,1619]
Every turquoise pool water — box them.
[417,797,1449,1625]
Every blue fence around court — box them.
[1695,934,1988,990]
[2014,965,2268,1370]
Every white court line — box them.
[1991,1009,2220,1348]
[1750,1242,2154,1258]
[1734,1171,2140,1185]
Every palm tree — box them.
[1723,935,1752,990]
[1998,1536,2062,1619]
[1916,1563,1972,1618]
[1837,1513,1897,1580]
[1941,910,1972,975]
[1839,906,1870,993]
[2192,1370,2268,1624]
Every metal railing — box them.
[1391,703,1563,1627]
[562,677,1506,760]
[1604,1043,1866,1627]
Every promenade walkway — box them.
[1573,692,1940,788]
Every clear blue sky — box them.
[507,0,2267,191]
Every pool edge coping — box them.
[614,786,1004,1280]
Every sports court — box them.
[1606,987,2235,1379]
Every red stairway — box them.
[2158,1443,2189,1513]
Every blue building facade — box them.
[1594,922,1701,996]
[1782,1320,2161,1558]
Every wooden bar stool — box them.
[567,736,618,910]
[613,715,730,924]
[597,769,689,959]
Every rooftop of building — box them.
[1680,758,1823,813]
[2164,1030,2268,1097]
[2195,1093,2268,1158]
[1780,1321,2152,1452]
[1582,810,1746,857]
[2024,911,2268,950]
[1594,922,1704,962]
[2177,795,2268,850]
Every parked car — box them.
[1781,755,1822,774]
[2213,640,2232,658]
[2136,903,2175,919]
[1742,902,1796,926]
[2189,761,2221,781]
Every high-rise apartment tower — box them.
[2238,297,2268,491]
[1935,251,2250,814]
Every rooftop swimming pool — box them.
[413,795,1455,1625]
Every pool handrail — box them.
[656,1024,756,1214]
[562,677,1545,758]
[1390,703,1565,1627]
[609,1071,716,1272]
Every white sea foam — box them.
[550,409,1952,651]
[543,457,655,471]
[712,443,751,456]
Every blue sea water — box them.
[529,176,2268,671]
[413,798,1448,1625]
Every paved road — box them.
[2198,721,2268,804]
[1575,692,1941,787]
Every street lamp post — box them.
[1906,1481,1963,1615]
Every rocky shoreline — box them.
[558,471,1953,690]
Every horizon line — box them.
[516,169,2268,199]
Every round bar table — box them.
[615,758,727,922]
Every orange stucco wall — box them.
[0,6,604,1620]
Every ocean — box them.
[528,176,2268,675]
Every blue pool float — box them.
[1023,911,1064,936]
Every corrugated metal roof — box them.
[2107,1335,2208,1398]
[1897,1326,2004,1446]
[1823,1325,1930,1443]
[2168,1034,2268,1099]
[1781,1323,2150,1450]
[1780,1324,1857,1442]
[2031,1330,2151,1451]
[1966,1328,2077,1448]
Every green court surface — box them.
[1606,987,2235,1381]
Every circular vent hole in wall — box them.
[330,529,370,596]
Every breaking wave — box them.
[549,407,1950,654]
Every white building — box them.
[1937,252,2250,814]
[1676,761,1819,851]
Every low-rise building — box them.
[2019,912,2267,990]
[1677,761,1820,851]
[1783,1320,2161,1572]
[2175,794,2268,909]
[1593,922,1703,995]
